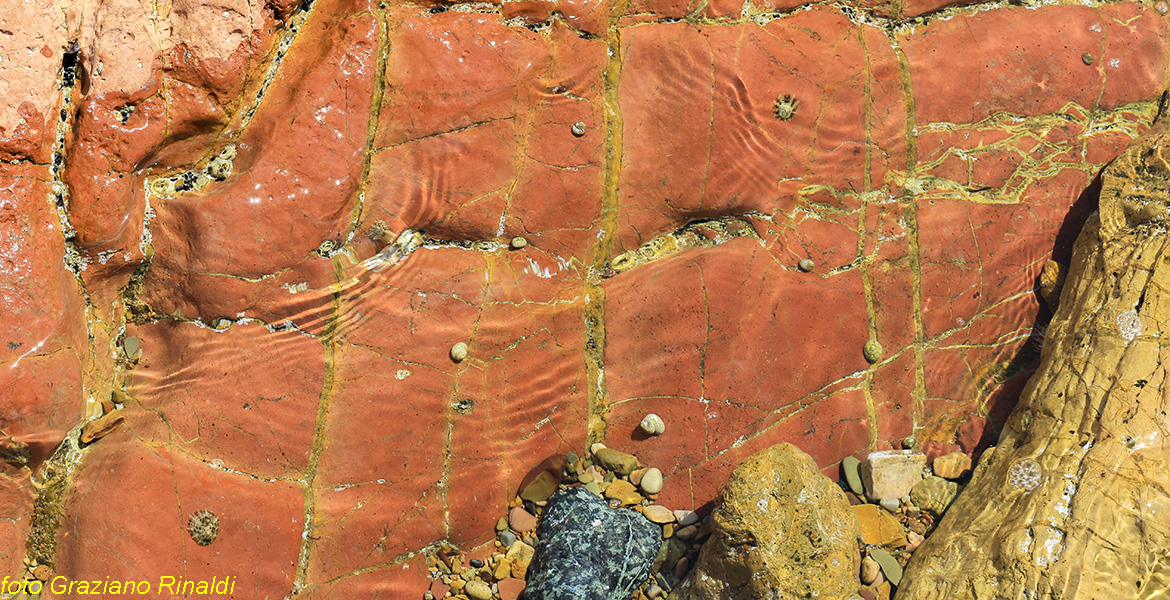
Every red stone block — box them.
[617,10,906,250]
[126,322,325,478]
[902,4,1168,125]
[142,6,380,321]
[300,555,431,599]
[54,443,304,598]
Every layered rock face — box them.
[898,119,1170,598]
[1,0,1168,594]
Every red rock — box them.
[497,577,527,600]
[508,506,538,533]
[4,0,1168,596]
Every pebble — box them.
[572,122,587,136]
[122,336,140,357]
[1081,52,1094,65]
[510,236,528,249]
[642,505,675,524]
[879,498,900,513]
[506,542,536,580]
[647,584,663,598]
[906,531,925,551]
[499,530,517,547]
[594,447,639,475]
[869,548,903,586]
[639,413,665,435]
[932,452,972,479]
[509,506,538,533]
[673,556,690,580]
[639,467,664,495]
[469,558,484,569]
[863,339,883,363]
[497,578,526,600]
[675,525,699,540]
[590,442,607,454]
[842,456,864,495]
[464,580,492,600]
[605,479,643,505]
[673,510,699,526]
[860,556,881,585]
[901,436,916,450]
[496,517,508,531]
[450,342,469,362]
[798,258,815,272]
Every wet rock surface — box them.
[524,487,661,600]
[897,117,1170,599]
[672,443,861,600]
[0,0,1168,594]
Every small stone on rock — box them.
[639,413,665,435]
[499,530,517,547]
[594,447,638,475]
[639,467,664,495]
[798,258,815,272]
[509,506,538,533]
[510,236,527,249]
[861,450,926,500]
[572,122,587,136]
[464,580,492,600]
[879,498,900,513]
[642,505,675,524]
[842,456,864,496]
[932,452,972,479]
[860,556,881,585]
[673,510,699,526]
[450,342,469,362]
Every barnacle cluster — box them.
[1007,458,1042,491]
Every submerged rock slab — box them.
[897,118,1170,599]
[672,443,861,600]
[524,486,661,600]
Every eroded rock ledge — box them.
[898,111,1170,599]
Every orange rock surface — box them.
[0,0,1166,595]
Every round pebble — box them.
[639,413,665,436]
[902,435,916,450]
[450,342,469,362]
[510,236,528,249]
[465,580,493,600]
[639,467,664,494]
[863,339,883,363]
[571,122,587,137]
[469,558,484,569]
[798,258,815,272]
[860,556,881,585]
[879,498,900,513]
[1081,52,1094,65]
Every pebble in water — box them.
[869,548,903,586]
[450,342,469,362]
[639,413,665,436]
[798,258,815,272]
[842,456,865,496]
[1081,52,1095,65]
[863,339,883,363]
[639,467,663,495]
[510,236,528,249]
[571,122,587,137]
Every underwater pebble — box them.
[639,467,664,495]
[1081,52,1094,65]
[639,413,665,436]
[499,530,517,547]
[901,436,916,450]
[879,498,900,513]
[464,580,492,600]
[450,342,469,362]
[571,122,587,136]
[122,336,140,357]
[869,548,902,586]
[673,510,699,526]
[863,339,883,363]
[798,258,815,272]
[860,556,881,585]
[842,456,864,496]
[510,236,527,249]
[772,94,799,121]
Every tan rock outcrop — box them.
[897,117,1170,599]
[671,443,861,600]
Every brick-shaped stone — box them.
[861,450,926,501]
